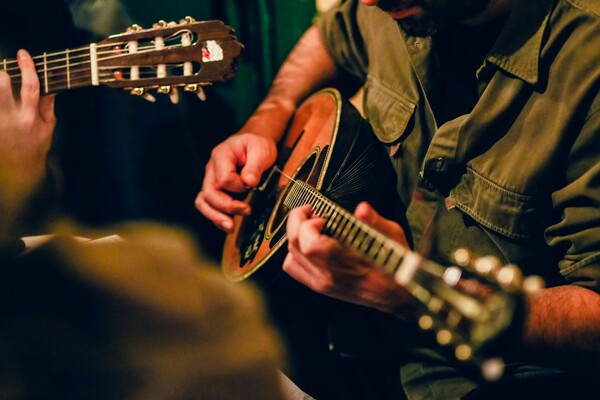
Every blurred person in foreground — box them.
[0,50,286,400]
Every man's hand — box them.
[0,49,56,204]
[195,133,277,232]
[283,201,416,319]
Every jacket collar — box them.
[485,0,555,85]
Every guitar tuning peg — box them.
[126,24,143,33]
[153,20,168,28]
[180,16,196,24]
[453,248,471,267]
[495,264,522,289]
[521,275,545,294]
[436,329,453,346]
[474,255,501,276]
[184,83,207,101]
[159,85,180,104]
[481,358,505,381]
[169,88,180,104]
[454,344,473,361]
[418,315,434,331]
[130,87,156,103]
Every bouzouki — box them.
[2,17,243,102]
[222,88,543,380]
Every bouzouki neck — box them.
[283,178,541,380]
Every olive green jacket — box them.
[319,0,600,291]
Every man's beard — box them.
[376,0,492,36]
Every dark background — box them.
[1,0,317,261]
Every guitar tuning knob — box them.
[453,248,471,267]
[454,344,473,361]
[184,83,207,101]
[126,24,143,33]
[522,275,545,294]
[495,264,522,289]
[481,358,505,381]
[436,329,453,346]
[157,85,171,94]
[169,89,180,104]
[180,16,196,24]
[130,87,156,103]
[474,255,501,276]
[418,315,434,331]
[153,20,168,28]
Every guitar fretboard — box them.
[3,46,96,95]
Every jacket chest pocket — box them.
[363,76,416,144]
[449,168,553,242]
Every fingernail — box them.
[17,49,28,60]
[221,220,233,231]
[246,173,258,185]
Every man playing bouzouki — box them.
[196,0,600,399]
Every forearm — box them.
[516,285,600,375]
[240,25,340,142]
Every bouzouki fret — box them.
[375,243,394,266]
[328,210,343,233]
[367,238,385,259]
[333,215,350,238]
[358,230,375,254]
[338,218,354,242]
[382,247,404,275]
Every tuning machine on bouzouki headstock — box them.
[95,16,243,103]
[397,247,545,381]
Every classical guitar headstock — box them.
[96,17,243,103]
[396,247,545,381]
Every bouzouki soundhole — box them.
[222,88,402,282]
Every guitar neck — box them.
[2,19,244,98]
[3,46,96,95]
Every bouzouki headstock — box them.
[394,246,545,380]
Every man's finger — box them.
[17,49,40,111]
[354,201,409,247]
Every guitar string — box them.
[3,31,199,83]
[1,27,197,71]
[4,42,189,77]
[272,166,406,269]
